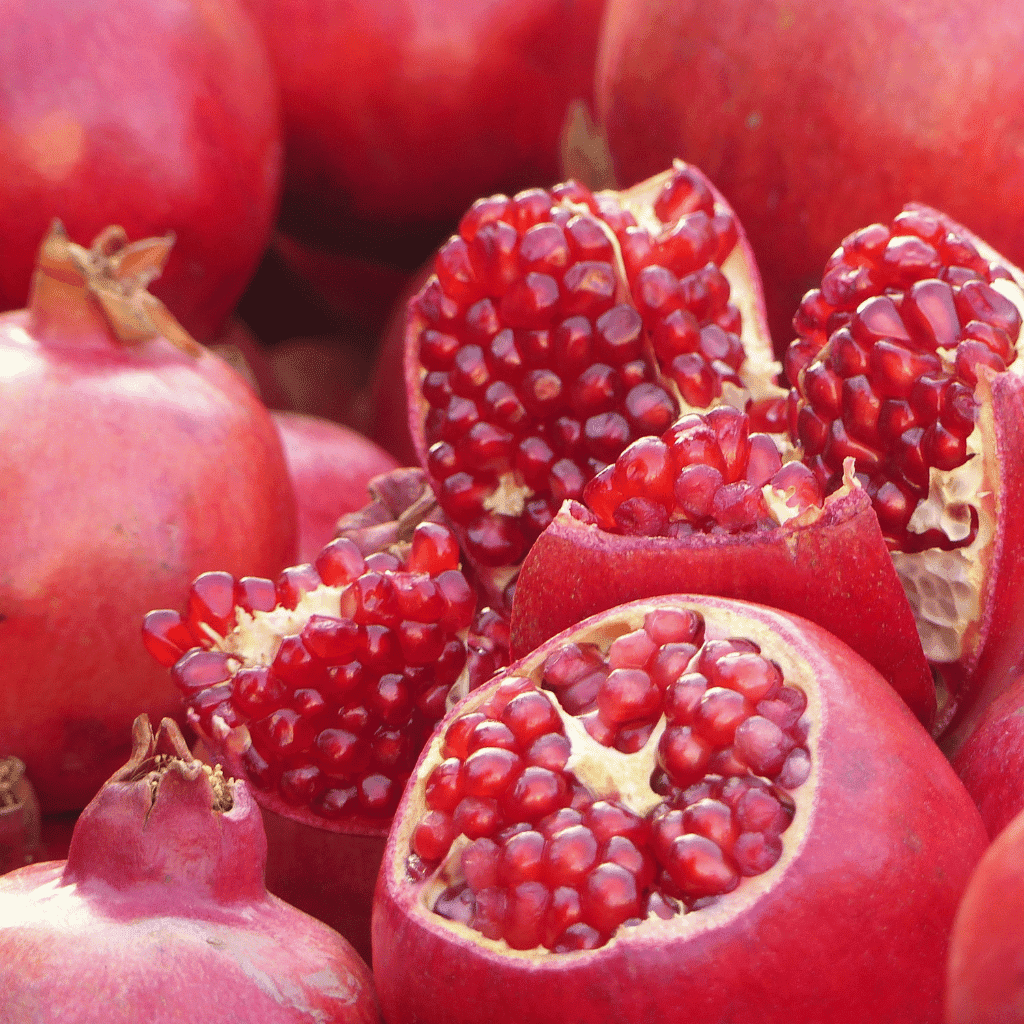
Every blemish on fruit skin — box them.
[746,111,763,131]
[20,110,85,182]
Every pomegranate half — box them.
[373,595,986,1024]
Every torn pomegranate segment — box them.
[784,203,1024,736]
[406,161,781,609]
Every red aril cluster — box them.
[584,405,823,536]
[786,203,1023,550]
[143,522,479,824]
[407,162,780,607]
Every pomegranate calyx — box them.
[30,219,202,356]
[0,756,41,873]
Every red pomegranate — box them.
[595,0,1024,349]
[237,0,605,270]
[406,162,783,612]
[273,411,400,563]
[0,716,381,1023]
[511,406,935,727]
[0,0,283,342]
[781,204,1024,738]
[0,222,297,813]
[143,468,509,958]
[373,594,986,1023]
[945,803,1024,1023]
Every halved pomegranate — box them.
[784,204,1024,739]
[143,468,507,957]
[373,594,985,1023]
[510,406,935,726]
[405,161,783,612]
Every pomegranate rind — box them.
[373,595,984,1024]
[511,482,935,728]
[945,804,1024,1023]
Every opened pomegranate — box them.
[0,0,283,341]
[143,468,508,957]
[945,802,1024,1023]
[0,715,381,1022]
[407,161,782,611]
[511,406,935,725]
[373,594,985,1023]
[783,204,1024,738]
[0,222,297,813]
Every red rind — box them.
[511,486,935,727]
[373,596,984,1024]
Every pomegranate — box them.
[0,758,41,875]
[951,671,1024,838]
[238,0,605,269]
[406,162,783,612]
[0,222,297,813]
[373,594,986,1023]
[783,204,1024,738]
[143,468,508,957]
[945,803,1024,1023]
[511,406,935,726]
[0,716,381,1023]
[0,0,283,341]
[273,411,400,563]
[594,0,1024,350]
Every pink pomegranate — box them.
[782,204,1024,738]
[511,406,935,726]
[0,716,381,1022]
[406,162,783,612]
[373,594,986,1023]
[0,0,283,341]
[1,222,297,813]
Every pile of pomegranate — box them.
[4,2,1024,1022]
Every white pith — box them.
[395,600,820,958]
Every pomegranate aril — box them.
[425,757,464,812]
[412,810,456,862]
[170,648,233,696]
[142,610,194,667]
[682,798,737,851]
[582,861,641,936]
[186,571,237,638]
[275,564,321,610]
[664,833,739,898]
[502,766,570,823]
[313,539,366,587]
[658,725,712,787]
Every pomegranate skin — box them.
[0,718,381,1023]
[595,0,1024,349]
[273,410,399,563]
[511,483,936,728]
[373,596,986,1024]
[0,0,283,341]
[239,0,604,264]
[0,227,298,813]
[945,805,1024,1023]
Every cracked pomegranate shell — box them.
[511,405,935,726]
[405,161,783,614]
[783,203,1024,741]
[373,595,986,1024]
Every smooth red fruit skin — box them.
[0,230,298,813]
[951,672,1024,839]
[511,484,936,729]
[238,0,604,263]
[0,717,381,1023]
[0,0,283,341]
[595,0,1024,348]
[373,596,986,1024]
[273,410,400,563]
[945,805,1024,1023]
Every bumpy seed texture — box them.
[786,203,1023,551]
[407,607,809,953]
[583,405,824,537]
[414,167,748,575]
[143,523,487,822]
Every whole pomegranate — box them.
[237,0,606,268]
[595,0,1024,347]
[373,595,986,1023]
[0,0,283,340]
[0,222,297,813]
[0,716,381,1023]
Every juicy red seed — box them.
[607,628,659,670]
[462,748,522,798]
[695,687,751,745]
[413,810,456,861]
[543,825,599,887]
[275,564,322,610]
[501,691,562,747]
[658,725,712,788]
[526,732,571,771]
[682,798,737,851]
[142,609,194,667]
[597,668,661,725]
[582,861,641,936]
[583,800,647,847]
[171,649,233,695]
[664,833,739,898]
[502,766,570,822]
[187,571,237,638]
[453,796,502,838]
[420,330,461,370]
[425,757,464,812]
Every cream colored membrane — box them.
[396,599,820,957]
[889,273,1024,665]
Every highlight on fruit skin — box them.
[372,594,987,1024]
[0,715,382,1024]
